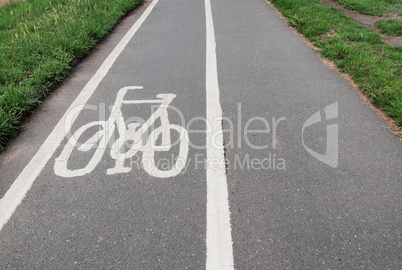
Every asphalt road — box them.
[0,0,401,269]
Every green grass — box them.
[334,0,402,16]
[375,19,402,35]
[0,0,142,151]
[270,0,402,127]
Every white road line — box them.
[205,0,235,269]
[0,0,159,231]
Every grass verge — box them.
[0,0,142,151]
[375,19,402,36]
[269,0,402,128]
[333,0,402,16]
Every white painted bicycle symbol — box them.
[54,86,189,178]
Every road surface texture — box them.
[0,0,400,269]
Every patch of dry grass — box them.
[0,0,24,7]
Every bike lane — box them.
[0,0,209,268]
[0,0,401,268]
[212,0,401,269]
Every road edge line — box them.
[0,0,159,231]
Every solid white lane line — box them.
[0,0,160,231]
[205,0,235,269]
